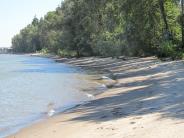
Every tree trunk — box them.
[76,49,81,58]
[181,0,184,49]
[159,0,170,40]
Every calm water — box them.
[0,54,97,137]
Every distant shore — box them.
[8,55,184,138]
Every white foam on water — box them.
[47,109,56,117]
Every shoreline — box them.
[8,55,184,138]
[0,54,102,138]
[3,54,116,138]
[7,55,158,138]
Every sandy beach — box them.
[8,56,184,138]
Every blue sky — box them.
[0,0,62,47]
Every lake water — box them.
[0,54,98,137]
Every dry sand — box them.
[8,56,184,138]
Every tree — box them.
[11,0,182,58]
[159,0,171,39]
[181,0,184,48]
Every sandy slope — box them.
[8,57,184,138]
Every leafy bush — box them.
[158,41,176,57]
[92,39,122,57]
[40,48,49,54]
[57,49,77,57]
[172,51,184,60]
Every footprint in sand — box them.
[97,126,117,131]
[132,116,143,120]
[111,107,128,117]
[100,115,108,119]
[130,121,136,125]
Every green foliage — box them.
[57,49,77,57]
[173,52,184,60]
[92,40,121,57]
[40,48,49,54]
[11,0,184,59]
[158,41,176,57]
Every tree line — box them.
[11,0,184,58]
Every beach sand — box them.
[8,56,184,138]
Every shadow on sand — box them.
[60,57,184,122]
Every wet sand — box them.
[8,56,184,138]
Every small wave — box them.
[86,93,95,99]
[101,76,109,79]
[47,109,56,117]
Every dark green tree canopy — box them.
[11,0,184,58]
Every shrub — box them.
[158,41,176,57]
[92,39,122,57]
[40,48,49,54]
[57,49,77,57]
[172,52,184,60]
